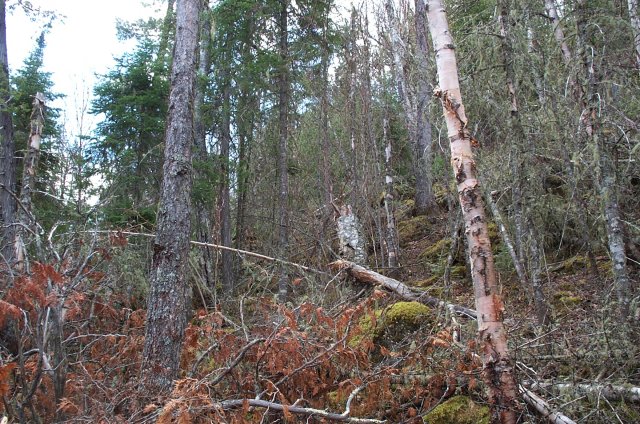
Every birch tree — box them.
[141,0,201,394]
[426,0,519,421]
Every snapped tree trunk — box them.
[141,0,201,395]
[426,1,519,421]
[277,0,290,303]
[0,0,16,267]
[14,92,46,271]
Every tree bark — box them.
[277,0,290,303]
[14,92,45,271]
[141,0,201,395]
[426,1,519,422]
[0,0,16,267]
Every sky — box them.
[6,0,164,136]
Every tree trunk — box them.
[0,0,16,267]
[14,92,45,271]
[498,0,549,325]
[141,0,201,395]
[628,0,640,68]
[382,100,399,270]
[414,0,437,215]
[426,1,519,421]
[576,0,631,319]
[219,79,234,294]
[277,0,290,303]
[193,2,214,289]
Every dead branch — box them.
[220,395,385,423]
[329,259,477,318]
[520,386,577,424]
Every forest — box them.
[0,0,639,422]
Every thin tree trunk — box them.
[14,93,45,271]
[193,2,214,289]
[576,0,631,319]
[141,0,201,395]
[414,0,437,215]
[277,0,290,303]
[0,0,16,267]
[219,79,234,294]
[382,105,398,270]
[426,1,519,421]
[628,0,640,68]
[487,190,530,291]
[498,0,549,325]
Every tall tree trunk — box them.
[498,0,549,325]
[193,2,214,289]
[628,0,640,68]
[382,102,399,270]
[0,0,16,267]
[426,1,519,422]
[277,0,290,303]
[14,93,45,271]
[141,0,201,395]
[576,0,631,319]
[414,0,437,215]
[219,79,234,294]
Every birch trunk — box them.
[141,0,200,394]
[426,1,519,421]
[628,0,640,69]
[383,108,399,269]
[14,92,45,271]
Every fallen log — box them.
[330,259,476,319]
[520,386,577,424]
[525,380,640,404]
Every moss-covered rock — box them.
[423,395,490,424]
[384,301,432,333]
[398,215,431,246]
[419,238,452,261]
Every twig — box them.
[202,338,265,385]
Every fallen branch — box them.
[85,230,328,275]
[520,386,577,424]
[329,259,476,319]
[220,395,385,423]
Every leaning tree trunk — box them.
[576,0,631,319]
[426,1,519,422]
[0,0,16,267]
[141,0,201,395]
[14,92,45,272]
[543,0,572,64]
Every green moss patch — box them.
[398,215,431,246]
[423,395,489,424]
